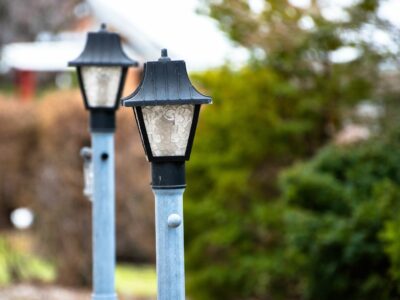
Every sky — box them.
[290,0,400,25]
[91,0,400,71]
[89,0,249,71]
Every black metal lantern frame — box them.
[122,49,211,163]
[69,24,138,132]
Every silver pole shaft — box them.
[92,132,117,300]
[153,188,186,300]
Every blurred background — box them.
[0,0,400,299]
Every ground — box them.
[0,284,155,300]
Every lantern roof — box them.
[68,24,138,67]
[122,49,211,107]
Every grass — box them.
[0,232,157,297]
[0,234,55,285]
[116,264,157,297]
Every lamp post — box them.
[121,49,211,300]
[69,24,137,300]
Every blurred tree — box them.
[33,91,155,286]
[0,99,38,229]
[0,0,82,46]
[0,91,156,287]
[185,0,400,299]
[199,0,399,139]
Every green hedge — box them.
[280,133,400,299]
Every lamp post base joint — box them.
[151,162,186,189]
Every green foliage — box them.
[282,165,350,214]
[185,0,400,299]
[280,135,400,299]
[381,219,400,287]
[286,121,400,300]
[186,64,342,299]
[186,66,305,299]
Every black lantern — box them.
[122,49,211,162]
[69,24,138,132]
[122,49,211,188]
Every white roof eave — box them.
[1,41,85,72]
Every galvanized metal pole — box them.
[92,132,117,300]
[153,188,186,300]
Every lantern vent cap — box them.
[68,24,138,67]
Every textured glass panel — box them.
[142,105,194,156]
[81,67,121,107]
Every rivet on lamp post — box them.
[121,49,211,300]
[69,24,137,300]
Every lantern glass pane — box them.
[81,66,121,107]
[142,104,194,157]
